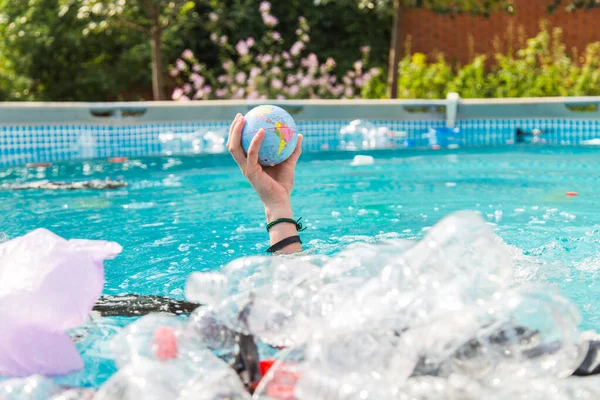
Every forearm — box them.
[265,201,303,254]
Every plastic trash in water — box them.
[350,155,374,166]
[159,128,228,156]
[427,127,462,148]
[98,312,251,400]
[339,120,394,150]
[0,229,122,377]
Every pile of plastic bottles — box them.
[3,211,600,399]
[158,128,228,156]
[339,120,399,151]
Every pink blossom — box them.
[169,68,178,77]
[300,76,312,87]
[270,66,282,74]
[233,88,245,99]
[325,57,336,69]
[295,29,302,36]
[369,67,380,76]
[235,40,249,56]
[190,73,205,88]
[355,77,364,88]
[286,75,296,85]
[217,75,229,83]
[307,53,318,68]
[284,60,293,69]
[282,51,290,60]
[360,46,371,53]
[210,33,218,42]
[273,55,281,64]
[183,83,192,94]
[259,1,271,12]
[301,34,309,43]
[342,76,352,85]
[172,88,184,100]
[260,94,268,100]
[290,41,304,56]
[222,61,233,71]
[182,49,194,60]
[246,37,255,48]
[298,16,307,24]
[179,95,190,102]
[272,31,282,41]
[192,64,202,72]
[276,94,285,100]
[271,78,283,90]
[262,14,278,27]
[235,72,247,84]
[193,90,204,99]
[204,85,212,95]
[353,61,363,72]
[344,87,353,97]
[219,35,228,45]
[247,91,260,100]
[215,88,227,98]
[175,59,186,71]
[289,85,300,96]
[209,12,218,21]
[260,54,272,65]
[249,67,261,78]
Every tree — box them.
[0,0,143,101]
[61,0,197,100]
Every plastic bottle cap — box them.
[151,327,178,360]
[259,359,276,376]
[566,192,578,197]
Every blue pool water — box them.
[1,145,600,387]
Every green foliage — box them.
[0,0,151,101]
[363,24,600,99]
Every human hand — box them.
[227,113,303,221]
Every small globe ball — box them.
[241,105,299,166]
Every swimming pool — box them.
[1,145,600,392]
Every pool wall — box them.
[1,95,599,167]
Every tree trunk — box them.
[387,0,403,99]
[148,3,166,100]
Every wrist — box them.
[264,201,293,222]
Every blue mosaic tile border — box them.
[1,118,599,167]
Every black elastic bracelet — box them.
[267,235,302,253]
[266,217,306,232]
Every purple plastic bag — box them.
[0,228,122,377]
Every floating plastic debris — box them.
[159,128,228,156]
[6,211,600,398]
[0,178,127,191]
[339,120,395,150]
[0,229,122,377]
[427,127,461,148]
[350,155,374,166]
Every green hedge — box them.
[363,23,600,99]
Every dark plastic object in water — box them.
[92,295,200,316]
[1,178,127,191]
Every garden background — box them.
[0,0,598,102]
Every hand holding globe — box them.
[227,107,303,216]
[241,105,299,166]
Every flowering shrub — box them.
[362,22,600,100]
[169,1,380,101]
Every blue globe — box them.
[241,105,299,166]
